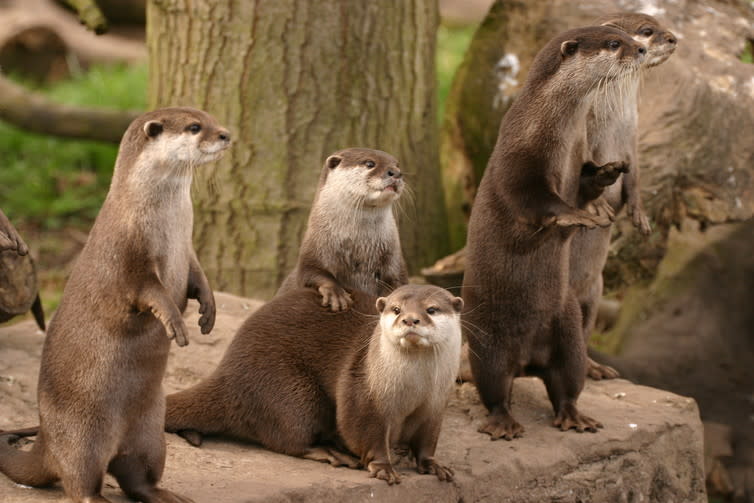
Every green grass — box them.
[437,23,477,121]
[0,64,147,229]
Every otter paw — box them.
[553,212,610,229]
[318,284,353,312]
[586,197,616,221]
[631,207,652,235]
[417,458,454,482]
[593,161,629,187]
[166,317,189,347]
[553,407,603,433]
[197,296,216,335]
[368,461,401,485]
[478,414,524,441]
[303,446,360,469]
[587,358,620,380]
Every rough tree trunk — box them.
[147,0,449,298]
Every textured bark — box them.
[148,0,448,298]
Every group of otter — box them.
[0,12,676,503]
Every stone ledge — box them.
[0,292,706,502]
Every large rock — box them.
[1,292,706,502]
[440,0,754,283]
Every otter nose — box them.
[401,316,420,326]
[387,167,402,179]
[218,130,231,142]
[637,46,646,55]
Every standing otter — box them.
[277,148,407,311]
[571,13,677,380]
[0,107,230,503]
[165,284,463,485]
[463,26,646,440]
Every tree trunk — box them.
[147,0,448,298]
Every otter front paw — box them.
[368,461,401,485]
[627,204,652,235]
[586,161,629,188]
[166,316,189,347]
[548,211,611,229]
[417,458,454,482]
[318,284,353,312]
[197,291,216,335]
[585,196,616,222]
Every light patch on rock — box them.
[493,53,520,108]
[746,76,754,99]
[708,74,738,96]
[636,0,666,17]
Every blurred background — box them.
[0,0,752,501]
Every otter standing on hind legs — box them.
[165,284,463,485]
[276,147,407,311]
[0,107,231,503]
[572,12,678,380]
[462,26,647,440]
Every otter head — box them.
[115,107,232,187]
[376,285,463,351]
[319,147,404,208]
[528,26,647,97]
[598,12,677,67]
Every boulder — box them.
[0,292,706,502]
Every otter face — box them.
[321,148,404,208]
[140,108,232,166]
[557,26,647,83]
[376,285,463,351]
[599,13,677,68]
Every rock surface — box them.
[0,292,706,502]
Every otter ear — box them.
[143,121,163,139]
[376,297,387,313]
[560,40,579,57]
[451,297,464,313]
[326,155,342,170]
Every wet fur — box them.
[0,107,229,503]
[463,27,646,440]
[165,285,462,485]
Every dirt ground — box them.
[1,291,706,502]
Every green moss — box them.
[437,23,477,122]
[741,39,753,64]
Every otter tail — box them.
[0,432,56,486]
[31,294,45,331]
[165,382,227,445]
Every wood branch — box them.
[0,74,139,143]
[61,0,108,34]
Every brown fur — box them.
[462,27,646,440]
[0,208,28,256]
[0,107,230,503]
[276,148,408,311]
[570,13,677,380]
[165,284,463,485]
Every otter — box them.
[571,13,677,380]
[276,148,407,311]
[462,26,647,440]
[0,107,230,503]
[165,284,463,485]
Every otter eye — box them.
[608,40,621,49]
[187,123,201,134]
[365,160,376,168]
[426,307,438,315]
[392,306,401,315]
[640,28,653,36]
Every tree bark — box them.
[147,0,449,298]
